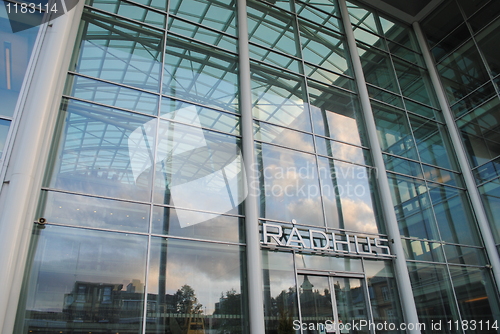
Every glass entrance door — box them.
[298,274,371,334]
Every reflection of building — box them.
[1,0,500,333]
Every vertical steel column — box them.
[338,1,421,332]
[413,21,500,291]
[0,2,85,333]
[236,0,266,332]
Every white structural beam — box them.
[236,0,266,332]
[0,3,85,333]
[338,1,422,332]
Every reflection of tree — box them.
[214,289,243,333]
[174,284,203,315]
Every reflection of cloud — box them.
[341,198,378,234]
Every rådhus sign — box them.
[261,221,391,257]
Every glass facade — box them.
[1,0,499,333]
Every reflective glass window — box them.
[449,266,500,328]
[299,19,351,77]
[262,250,298,334]
[247,0,300,57]
[169,0,237,36]
[347,2,380,35]
[387,174,440,241]
[309,82,365,146]
[40,190,150,233]
[65,74,159,115]
[296,253,363,272]
[409,115,458,171]
[153,120,245,217]
[163,35,239,113]
[364,260,405,328]
[451,82,497,118]
[318,158,381,233]
[333,277,370,333]
[316,137,371,165]
[468,1,500,33]
[393,60,437,107]
[152,206,244,243]
[420,0,464,48]
[0,4,39,118]
[256,143,323,226]
[437,40,491,106]
[444,245,486,266]
[383,154,423,179]
[251,62,311,132]
[254,121,315,153]
[372,103,418,160]
[19,225,148,334]
[295,0,341,33]
[407,262,461,331]
[47,99,156,201]
[358,45,399,93]
[73,9,163,92]
[87,0,167,28]
[402,239,445,262]
[479,179,500,244]
[161,98,240,135]
[147,238,246,334]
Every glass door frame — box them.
[296,269,375,334]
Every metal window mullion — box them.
[413,20,500,295]
[337,0,421,332]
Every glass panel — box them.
[0,4,39,118]
[430,24,470,64]
[169,0,237,35]
[409,115,458,171]
[457,97,500,168]
[448,266,500,333]
[295,0,341,33]
[333,277,370,334]
[47,99,156,201]
[451,82,497,118]
[388,41,425,67]
[251,62,311,132]
[474,156,500,184]
[407,262,461,333]
[153,120,245,217]
[367,85,404,108]
[262,250,299,334]
[316,137,372,165]
[299,19,350,76]
[420,0,464,48]
[347,2,380,35]
[151,205,243,243]
[354,28,387,51]
[304,65,355,90]
[444,245,486,266]
[437,40,490,106]
[468,1,500,33]
[456,0,489,18]
[247,0,300,57]
[88,0,167,28]
[479,179,500,244]
[249,44,302,73]
[387,174,440,241]
[163,35,239,113]
[295,253,363,272]
[161,98,240,135]
[167,16,238,52]
[19,225,147,334]
[364,260,405,333]
[358,45,399,93]
[318,158,381,233]
[0,118,10,159]
[40,190,150,232]
[402,239,445,262]
[65,74,159,115]
[372,103,418,160]
[309,81,365,146]
[383,154,423,179]
[256,143,323,225]
[421,164,463,187]
[404,99,441,121]
[393,60,437,107]
[298,275,334,331]
[73,9,163,92]
[146,238,246,334]
[254,121,315,153]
